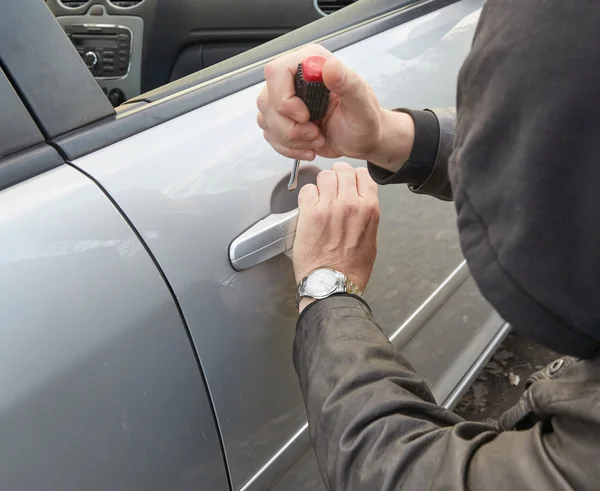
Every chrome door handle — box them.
[229,209,299,271]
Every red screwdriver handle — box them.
[295,56,330,122]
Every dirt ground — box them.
[454,332,559,421]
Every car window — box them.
[46,0,360,106]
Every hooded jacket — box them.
[294,0,600,489]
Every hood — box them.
[450,0,600,358]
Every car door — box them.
[25,0,508,490]
[0,3,229,490]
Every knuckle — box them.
[311,208,328,225]
[287,124,306,142]
[281,147,297,159]
[342,199,360,217]
[280,129,295,143]
[332,161,353,172]
[264,61,277,79]
[366,201,381,221]
[256,94,268,113]
[275,99,295,117]
[319,169,335,180]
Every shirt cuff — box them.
[368,108,440,185]
[297,293,371,328]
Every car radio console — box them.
[65,24,132,79]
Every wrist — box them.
[366,109,415,172]
[295,267,368,315]
[298,297,316,314]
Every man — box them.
[258,0,600,490]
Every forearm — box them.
[293,295,578,491]
[293,295,476,490]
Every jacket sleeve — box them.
[293,295,593,490]
[368,107,456,201]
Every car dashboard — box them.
[45,0,332,106]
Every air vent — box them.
[316,0,355,15]
[107,0,145,8]
[58,0,90,8]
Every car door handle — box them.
[229,208,299,271]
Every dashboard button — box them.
[84,51,99,69]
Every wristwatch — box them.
[296,268,363,308]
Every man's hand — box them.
[294,162,380,312]
[257,44,415,172]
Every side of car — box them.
[0,0,508,490]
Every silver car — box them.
[0,0,506,489]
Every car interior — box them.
[45,0,355,107]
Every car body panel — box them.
[70,2,491,489]
[0,166,228,491]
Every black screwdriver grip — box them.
[295,63,330,122]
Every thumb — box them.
[322,57,369,113]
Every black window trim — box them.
[0,0,115,140]
[0,144,65,193]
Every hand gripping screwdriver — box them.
[287,55,331,191]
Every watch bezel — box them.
[303,268,345,299]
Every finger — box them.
[268,115,323,147]
[265,45,334,123]
[316,170,338,203]
[322,57,370,115]
[298,183,319,209]
[332,162,358,198]
[256,87,269,114]
[258,86,309,136]
[259,88,321,141]
[257,112,269,131]
[355,167,378,203]
[356,167,380,234]
[262,119,325,151]
[265,61,309,124]
[265,136,316,161]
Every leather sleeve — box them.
[294,295,599,490]
[409,107,455,201]
[367,107,456,201]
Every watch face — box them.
[305,269,339,297]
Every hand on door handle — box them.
[229,209,299,271]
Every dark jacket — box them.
[294,0,600,489]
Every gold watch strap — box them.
[345,278,363,297]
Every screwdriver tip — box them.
[288,159,300,191]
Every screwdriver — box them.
[287,55,331,191]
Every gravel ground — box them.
[454,332,559,421]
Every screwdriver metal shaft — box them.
[288,159,301,191]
